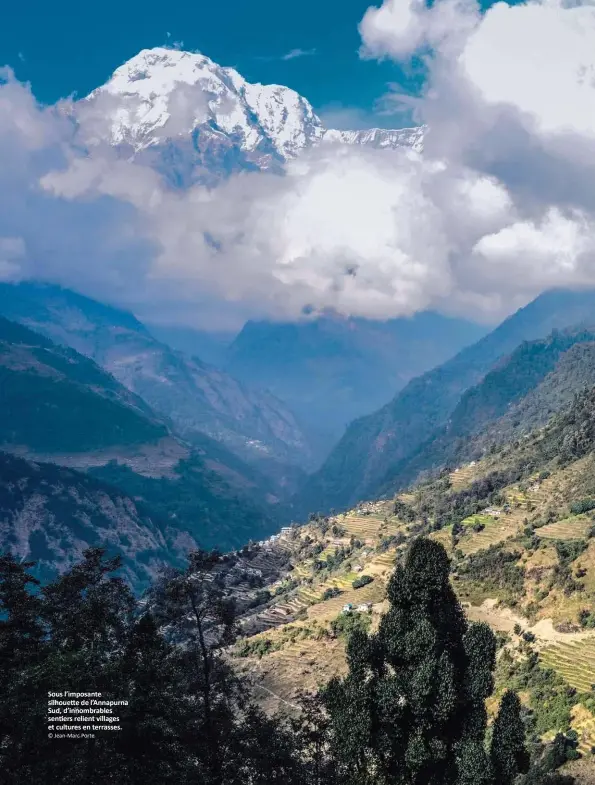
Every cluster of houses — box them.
[342,602,373,614]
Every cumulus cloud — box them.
[359,0,479,60]
[6,1,595,329]
[356,0,595,317]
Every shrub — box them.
[352,574,374,589]
[330,610,371,640]
[570,498,595,515]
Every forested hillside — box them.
[0,282,315,485]
[0,316,280,557]
[300,289,595,515]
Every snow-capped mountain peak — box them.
[323,126,426,153]
[84,46,425,186]
[90,47,325,159]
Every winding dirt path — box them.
[465,598,595,646]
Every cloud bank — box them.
[5,0,595,329]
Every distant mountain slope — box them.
[375,328,595,494]
[0,282,315,481]
[0,452,194,590]
[225,312,487,449]
[146,323,236,367]
[300,288,595,514]
[0,316,167,453]
[0,315,281,550]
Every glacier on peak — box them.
[83,46,425,185]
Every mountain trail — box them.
[465,598,595,645]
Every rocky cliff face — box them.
[0,451,195,591]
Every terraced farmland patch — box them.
[536,515,592,541]
[450,463,481,490]
[571,704,595,757]
[239,636,348,714]
[306,581,384,621]
[540,638,595,694]
[337,515,391,542]
[458,514,523,555]
[429,526,453,552]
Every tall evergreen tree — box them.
[491,690,531,785]
[323,538,505,785]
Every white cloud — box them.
[282,48,317,61]
[359,0,479,60]
[6,3,595,329]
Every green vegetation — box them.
[570,499,595,515]
[5,539,572,785]
[323,539,529,785]
[0,317,166,453]
[0,548,306,785]
[322,587,343,600]
[0,364,166,453]
[90,455,276,551]
[457,544,525,603]
[329,611,371,640]
[351,574,374,589]
[234,623,328,659]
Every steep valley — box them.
[0,315,282,568]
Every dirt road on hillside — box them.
[465,599,595,646]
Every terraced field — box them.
[449,463,481,490]
[429,526,453,552]
[306,581,383,621]
[571,704,595,757]
[540,638,595,694]
[458,513,524,555]
[337,515,400,543]
[238,636,348,714]
[536,515,592,541]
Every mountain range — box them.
[80,47,424,187]
[9,44,595,601]
[0,283,315,485]
[0,282,484,473]
[224,313,487,448]
[300,288,595,514]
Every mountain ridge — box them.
[0,282,316,484]
[225,311,488,448]
[299,288,595,515]
[0,313,284,552]
[80,46,425,187]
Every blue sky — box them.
[2,0,426,127]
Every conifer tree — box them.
[323,538,506,785]
[491,690,530,785]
